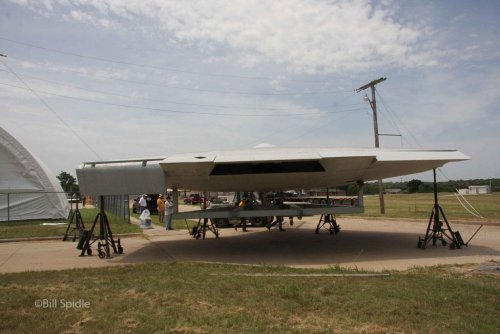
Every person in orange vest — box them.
[235,196,250,232]
[157,194,165,225]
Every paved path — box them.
[0,217,498,273]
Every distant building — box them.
[385,188,402,194]
[458,185,491,195]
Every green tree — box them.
[56,171,77,192]
[407,179,423,193]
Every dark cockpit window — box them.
[210,161,325,175]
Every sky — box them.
[1,0,499,183]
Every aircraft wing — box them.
[160,147,469,192]
[76,147,469,195]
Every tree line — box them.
[340,178,500,195]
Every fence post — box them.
[7,193,10,222]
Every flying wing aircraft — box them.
[76,146,469,194]
[75,146,469,245]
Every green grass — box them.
[349,192,500,222]
[0,208,141,239]
[0,262,498,333]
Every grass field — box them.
[348,192,500,222]
[1,199,498,333]
[0,208,141,240]
[0,262,498,333]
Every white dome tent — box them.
[0,126,70,221]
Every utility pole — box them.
[356,77,386,214]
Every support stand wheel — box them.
[97,242,106,259]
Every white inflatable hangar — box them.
[0,127,70,221]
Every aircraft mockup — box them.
[75,146,470,248]
[77,147,469,195]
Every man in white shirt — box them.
[138,194,147,213]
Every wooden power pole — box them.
[356,77,386,214]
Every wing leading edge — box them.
[76,148,468,195]
[160,147,469,192]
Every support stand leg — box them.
[315,214,340,235]
[191,218,219,239]
[77,196,123,258]
[63,199,85,241]
[418,169,464,250]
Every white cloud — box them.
[10,0,443,74]
[380,66,500,148]
[5,0,499,179]
[65,10,114,28]
[450,14,466,24]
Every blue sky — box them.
[1,0,499,182]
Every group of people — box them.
[235,194,286,232]
[138,194,174,230]
[139,192,288,232]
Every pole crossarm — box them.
[355,77,386,92]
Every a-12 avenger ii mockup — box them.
[76,146,468,221]
[75,146,469,253]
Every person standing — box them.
[267,216,285,231]
[157,194,165,225]
[164,195,174,230]
[266,197,286,231]
[235,197,248,232]
[138,194,148,213]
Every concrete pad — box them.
[0,217,498,273]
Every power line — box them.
[0,82,366,117]
[375,90,423,149]
[373,89,403,136]
[0,57,349,96]
[0,70,363,112]
[0,58,102,160]
[0,36,338,84]
[100,73,345,96]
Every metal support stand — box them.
[191,218,219,240]
[315,214,340,235]
[77,196,123,258]
[63,199,85,241]
[418,169,464,250]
